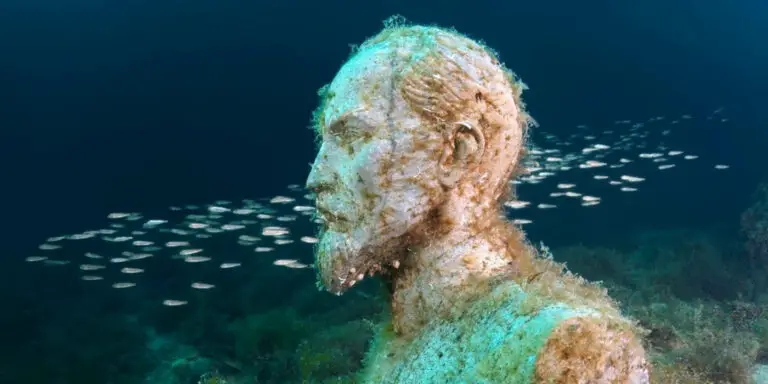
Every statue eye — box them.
[326,117,369,142]
[327,120,353,137]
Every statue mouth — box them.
[313,203,403,294]
[316,205,348,224]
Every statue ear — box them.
[438,121,486,188]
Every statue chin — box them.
[315,228,366,295]
[315,218,411,295]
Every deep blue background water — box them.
[1,0,767,330]
[1,1,768,382]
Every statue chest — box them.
[362,306,557,384]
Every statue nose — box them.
[306,171,336,196]
[306,151,336,194]
[306,167,325,193]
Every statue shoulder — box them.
[359,286,539,383]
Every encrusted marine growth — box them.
[742,182,768,293]
[307,16,650,383]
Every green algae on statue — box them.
[306,17,650,383]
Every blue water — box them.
[2,1,767,383]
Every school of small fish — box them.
[24,109,732,306]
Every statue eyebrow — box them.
[325,114,373,138]
[310,115,342,150]
[312,108,371,147]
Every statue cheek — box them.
[355,141,391,194]
[357,167,378,199]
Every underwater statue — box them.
[306,19,650,383]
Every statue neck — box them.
[389,217,523,336]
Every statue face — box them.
[306,26,528,295]
[306,47,442,295]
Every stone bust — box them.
[306,19,650,383]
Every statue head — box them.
[307,20,533,294]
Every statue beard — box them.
[315,227,363,294]
[314,205,444,295]
[314,218,398,295]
